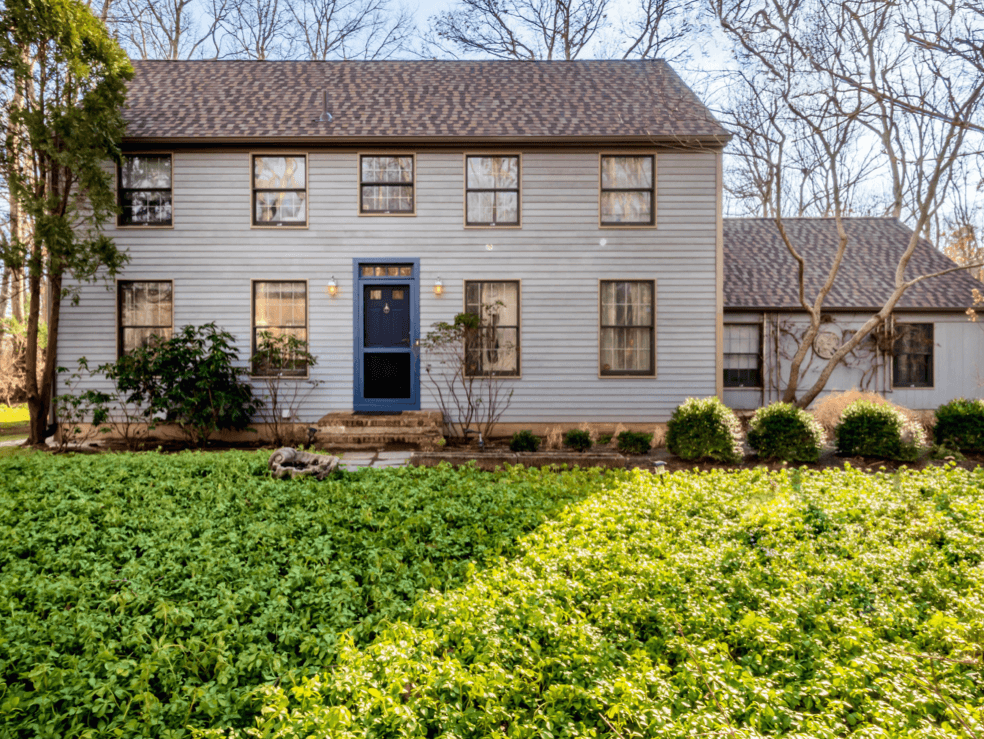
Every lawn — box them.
[0,403,29,443]
[1,454,982,738]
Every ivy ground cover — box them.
[0,453,605,738]
[235,465,984,739]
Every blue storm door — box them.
[354,260,420,411]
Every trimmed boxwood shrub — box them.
[563,429,592,452]
[934,398,984,451]
[616,430,653,455]
[835,399,926,461]
[666,396,743,463]
[747,401,825,463]
[510,429,541,452]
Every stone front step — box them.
[312,411,444,451]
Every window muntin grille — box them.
[118,155,172,226]
[252,281,308,376]
[600,155,655,226]
[464,281,520,376]
[466,156,520,226]
[723,324,762,387]
[360,156,414,214]
[600,280,655,375]
[893,323,933,387]
[253,155,307,226]
[118,281,173,356]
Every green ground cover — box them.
[1,456,982,738]
[230,465,984,739]
[0,452,609,737]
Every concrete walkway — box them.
[338,451,413,469]
[0,438,26,448]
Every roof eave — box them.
[121,133,733,148]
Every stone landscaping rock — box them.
[269,447,340,480]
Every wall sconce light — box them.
[433,277,444,296]
[327,277,338,297]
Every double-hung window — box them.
[465,155,520,226]
[599,280,655,376]
[118,155,172,226]
[252,155,307,226]
[360,155,414,214]
[600,154,655,226]
[893,323,933,387]
[464,281,520,376]
[723,324,762,387]
[252,281,308,377]
[118,281,173,356]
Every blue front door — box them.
[354,260,420,411]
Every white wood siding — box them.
[60,149,719,423]
[724,310,984,411]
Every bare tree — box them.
[222,0,293,59]
[713,0,984,407]
[287,0,414,59]
[428,0,693,61]
[121,0,228,59]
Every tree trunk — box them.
[24,258,45,445]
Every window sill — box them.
[251,224,309,230]
[116,224,174,229]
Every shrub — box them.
[595,433,613,446]
[934,398,984,452]
[0,454,607,738]
[835,399,927,461]
[616,430,653,455]
[747,401,825,463]
[563,429,592,452]
[812,389,919,440]
[510,429,541,452]
[112,323,262,447]
[251,332,323,447]
[666,396,743,463]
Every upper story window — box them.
[465,155,520,227]
[360,155,414,215]
[252,281,308,377]
[893,323,933,387]
[600,154,655,226]
[252,155,307,227]
[118,280,173,356]
[724,324,762,387]
[600,280,655,376]
[118,155,172,227]
[464,280,520,376]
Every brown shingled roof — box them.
[724,217,983,311]
[123,59,730,143]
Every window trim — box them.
[250,152,310,229]
[598,278,657,378]
[462,153,522,229]
[461,279,522,379]
[358,152,417,217]
[250,278,311,379]
[116,278,175,359]
[116,153,174,229]
[723,322,764,389]
[892,321,935,389]
[598,152,657,229]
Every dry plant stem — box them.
[675,624,738,739]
